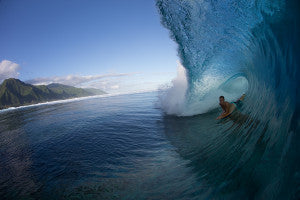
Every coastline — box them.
[0,89,159,114]
[0,94,107,113]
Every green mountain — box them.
[0,78,106,109]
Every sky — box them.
[0,0,178,93]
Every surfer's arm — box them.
[237,94,246,102]
[216,103,230,119]
[217,113,227,119]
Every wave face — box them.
[157,0,299,199]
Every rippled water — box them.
[0,92,298,199]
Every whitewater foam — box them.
[158,61,188,116]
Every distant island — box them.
[0,78,106,110]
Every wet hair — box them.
[219,96,224,99]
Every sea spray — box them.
[158,61,187,115]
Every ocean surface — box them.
[1,0,300,199]
[0,91,298,199]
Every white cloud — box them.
[26,71,174,94]
[110,85,119,89]
[26,73,132,87]
[0,60,20,82]
[0,59,176,94]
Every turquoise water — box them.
[0,92,298,199]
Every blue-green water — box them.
[0,92,298,199]
[1,0,300,198]
[0,92,199,199]
[155,0,300,198]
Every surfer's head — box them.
[219,96,225,104]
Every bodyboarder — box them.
[216,94,245,119]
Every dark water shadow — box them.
[0,113,41,198]
[160,109,272,198]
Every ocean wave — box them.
[156,0,299,198]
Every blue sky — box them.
[0,0,178,93]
